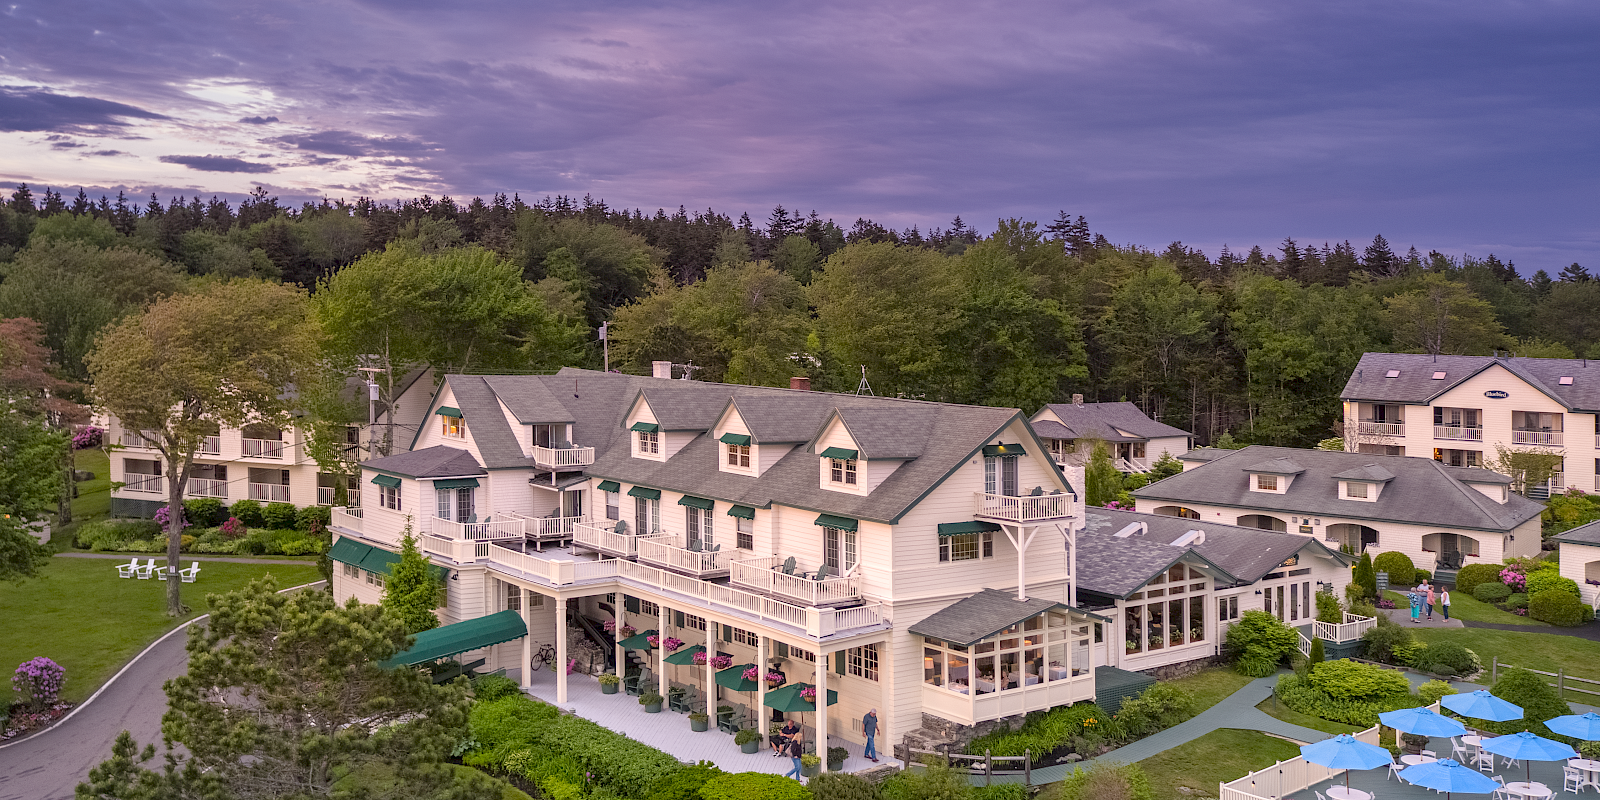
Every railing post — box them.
[984,749,992,785]
[1492,655,1498,685]
[555,560,575,585]
[1023,749,1032,788]
[1559,669,1565,701]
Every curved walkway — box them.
[0,581,326,800]
[1462,619,1600,640]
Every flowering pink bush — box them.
[661,637,684,652]
[13,657,65,712]
[219,516,246,539]
[800,687,817,702]
[71,426,103,450]
[744,666,761,681]
[692,651,708,665]
[153,505,190,530]
[710,655,733,670]
[1500,568,1527,592]
[1103,500,1134,510]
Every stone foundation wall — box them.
[1137,654,1220,681]
[895,711,1031,762]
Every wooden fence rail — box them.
[902,747,1035,786]
[1490,657,1600,701]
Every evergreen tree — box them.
[1361,234,1397,277]
[1083,440,1122,507]
[1307,636,1325,667]
[9,183,34,215]
[1278,238,1304,280]
[70,188,90,216]
[383,523,444,633]
[1246,245,1267,268]
[1530,269,1554,298]
[1559,262,1591,282]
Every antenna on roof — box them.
[680,363,702,381]
[855,366,873,396]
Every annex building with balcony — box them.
[1027,395,1192,473]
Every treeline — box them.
[1,183,1596,449]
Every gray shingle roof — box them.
[1341,352,1600,412]
[1030,419,1074,440]
[483,375,575,424]
[444,375,529,470]
[830,407,933,460]
[1556,521,1600,547]
[909,588,1070,646]
[1036,401,1191,441]
[1134,445,1543,533]
[1083,508,1347,590]
[727,395,834,443]
[639,385,736,430]
[1179,448,1231,462]
[1244,457,1307,475]
[1331,464,1396,482]
[366,445,485,478]
[1073,521,1229,598]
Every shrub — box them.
[1049,762,1154,800]
[1372,552,1416,587]
[280,536,324,556]
[235,537,267,556]
[296,504,332,533]
[1474,582,1512,603]
[220,516,247,539]
[967,702,1121,759]
[470,695,679,797]
[1582,741,1600,762]
[229,499,264,527]
[699,773,809,800]
[973,786,1027,800]
[262,502,298,529]
[1529,589,1593,626]
[733,729,762,746]
[1454,563,1502,595]
[74,519,162,550]
[1417,680,1458,706]
[1352,552,1377,600]
[183,498,228,527]
[1506,593,1529,611]
[12,656,66,711]
[1483,668,1571,738]
[882,760,973,800]
[1414,642,1477,676]
[808,772,880,800]
[1274,673,1427,727]
[1392,641,1428,667]
[647,763,722,800]
[1526,571,1580,599]
[1225,610,1300,676]
[1309,660,1411,701]
[1114,683,1197,738]
[1500,568,1528,592]
[473,674,519,702]
[1315,593,1343,625]
[1361,617,1413,664]
[1415,569,1432,584]
[72,425,103,449]
[1307,636,1325,668]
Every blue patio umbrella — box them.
[1380,706,1470,738]
[1400,758,1502,799]
[1481,731,1578,783]
[1300,734,1393,789]
[1548,712,1600,741]
[1440,690,1523,723]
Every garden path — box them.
[56,552,314,566]
[1378,607,1465,628]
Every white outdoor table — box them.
[1505,781,1553,800]
[1401,754,1437,766]
[1573,759,1600,791]
[1326,786,1373,800]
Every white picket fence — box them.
[1219,701,1439,800]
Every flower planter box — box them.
[741,739,761,754]
[642,702,662,713]
[601,683,619,695]
[690,717,709,732]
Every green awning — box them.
[380,610,527,667]
[820,446,858,460]
[436,406,463,418]
[329,537,371,568]
[716,663,758,691]
[371,474,402,488]
[663,644,706,666]
[628,486,661,500]
[719,433,752,446]
[618,629,658,650]
[727,505,755,520]
[678,495,714,510]
[432,477,480,489]
[356,546,447,580]
[763,682,838,712]
[814,514,857,532]
[938,521,1002,537]
[597,480,621,493]
[630,422,660,433]
[982,443,1026,457]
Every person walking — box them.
[1441,587,1451,620]
[783,735,804,779]
[1426,583,1436,621]
[863,709,879,762]
[1408,587,1422,623]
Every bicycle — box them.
[529,641,558,671]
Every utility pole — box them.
[598,321,610,372]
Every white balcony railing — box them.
[187,478,227,498]
[974,491,1073,523]
[572,522,640,557]
[636,533,730,577]
[730,554,862,607]
[429,516,526,541]
[1311,612,1376,644]
[1512,430,1563,446]
[331,506,364,534]
[124,474,163,493]
[119,432,153,448]
[242,438,286,458]
[1357,421,1404,437]
[248,482,290,502]
[200,435,222,455]
[530,444,596,469]
[1433,425,1483,441]
[501,511,583,542]
[317,487,362,506]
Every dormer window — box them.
[631,422,660,456]
[1347,481,1368,499]
[720,433,752,469]
[1256,474,1278,491]
[437,407,465,438]
[831,458,857,485]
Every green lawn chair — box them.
[780,556,798,575]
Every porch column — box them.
[705,621,716,718]
[1003,524,1041,601]
[815,651,830,772]
[1065,522,1077,607]
[556,596,568,703]
[658,603,670,700]
[520,587,532,692]
[756,636,767,730]
[613,592,626,678]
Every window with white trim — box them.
[1346,481,1368,499]
[380,484,401,510]
[635,496,660,534]
[683,613,707,632]
[939,531,993,562]
[984,456,1019,496]
[1218,595,1240,621]
[847,644,879,681]
[686,506,713,548]
[604,490,619,520]
[830,458,857,486]
[727,443,751,468]
[365,569,385,587]
[730,626,758,646]
[824,526,857,573]
[788,645,815,662]
[639,599,659,617]
[637,430,659,455]
[442,416,464,438]
[506,581,521,612]
[736,516,753,550]
[342,562,358,578]
[1256,474,1278,491]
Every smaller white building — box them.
[1029,397,1191,472]
[1555,521,1600,610]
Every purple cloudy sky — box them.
[2,0,1597,270]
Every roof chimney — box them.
[790,376,812,391]
[1072,393,1084,407]
[652,361,673,380]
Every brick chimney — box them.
[790,376,812,391]
[1072,393,1084,407]
[652,361,673,380]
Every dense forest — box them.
[1,183,1596,449]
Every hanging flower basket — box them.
[765,671,786,687]
[743,666,762,682]
[800,687,817,703]
[618,624,636,638]
[661,637,684,652]
[646,634,660,648]
[692,651,708,665]
[603,619,618,632]
[710,655,733,670]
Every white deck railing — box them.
[187,478,227,498]
[636,533,729,576]
[1512,429,1562,446]
[530,444,596,469]
[1433,425,1483,441]
[248,482,290,502]
[200,435,222,454]
[332,506,364,534]
[119,432,153,448]
[1219,702,1436,800]
[974,491,1073,523]
[1357,421,1404,437]
[124,474,163,493]
[1311,612,1376,644]
[573,522,640,557]
[242,438,287,458]
[429,516,526,541]
[730,554,861,606]
[502,511,583,540]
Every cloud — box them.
[239,115,280,124]
[271,130,431,157]
[50,141,86,149]
[86,150,127,157]
[0,86,167,132]
[158,154,276,173]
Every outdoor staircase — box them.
[1433,567,1459,587]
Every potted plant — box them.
[800,753,821,777]
[765,671,787,689]
[1401,732,1428,755]
[692,651,708,665]
[598,673,621,695]
[661,636,684,652]
[735,728,763,754]
[689,711,709,732]
[827,746,848,771]
[639,692,664,713]
[710,654,733,670]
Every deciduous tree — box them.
[1381,274,1505,356]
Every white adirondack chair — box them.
[134,558,157,579]
[115,557,141,578]
[179,562,200,583]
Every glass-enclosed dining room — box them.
[921,610,1093,696]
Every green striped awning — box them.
[982,443,1026,457]
[432,477,479,489]
[630,422,660,433]
[678,495,714,510]
[330,537,446,580]
[814,513,858,532]
[435,406,463,418]
[380,610,527,667]
[328,537,370,568]
[370,474,401,488]
[820,446,858,460]
[938,521,1002,537]
[597,480,621,493]
[727,505,755,520]
[628,486,661,500]
[719,433,752,446]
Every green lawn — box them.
[0,556,322,703]
[1139,728,1302,799]
[1384,589,1545,627]
[54,448,112,550]
[1256,696,1362,736]
[1164,667,1255,714]
[1414,627,1600,687]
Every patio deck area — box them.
[1294,734,1589,800]
[517,666,875,775]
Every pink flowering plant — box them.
[646,634,660,648]
[1500,568,1527,592]
[710,655,733,670]
[603,619,618,632]
[765,671,786,686]
[743,666,761,682]
[153,505,190,530]
[13,657,65,712]
[661,637,684,652]
[1103,500,1134,510]
[219,516,246,539]
[71,426,103,450]
[692,651,708,665]
[800,687,817,702]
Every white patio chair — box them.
[153,563,170,580]
[1475,749,1497,773]
[179,563,200,583]
[116,557,140,578]
[134,558,157,579]
[1489,775,1508,800]
[1386,761,1405,781]
[1422,749,1438,758]
[1451,738,1469,762]
[1565,764,1584,794]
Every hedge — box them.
[1526,571,1580,599]
[262,501,298,529]
[1413,642,1479,677]
[1051,761,1155,800]
[1308,660,1411,701]
[967,702,1122,759]
[1372,552,1416,587]
[1274,673,1427,727]
[699,773,808,800]
[1473,583,1512,603]
[807,772,880,800]
[1454,563,1502,595]
[469,695,682,798]
[1529,589,1593,627]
